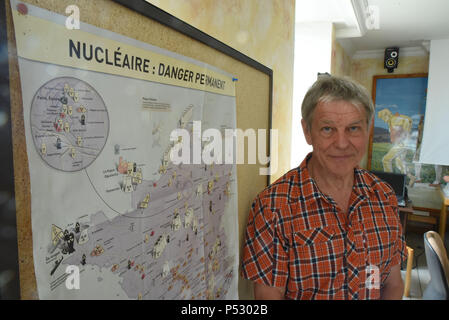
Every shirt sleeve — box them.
[240,196,289,288]
[391,232,408,266]
[389,194,408,266]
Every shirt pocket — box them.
[289,225,345,296]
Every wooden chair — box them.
[403,246,414,298]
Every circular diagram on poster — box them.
[30,77,109,172]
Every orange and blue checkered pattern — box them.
[241,153,407,300]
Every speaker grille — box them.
[384,47,399,73]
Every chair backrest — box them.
[423,231,449,299]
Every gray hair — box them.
[301,76,374,129]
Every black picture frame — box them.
[1,0,274,299]
[0,0,20,300]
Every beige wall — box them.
[351,55,429,96]
[331,28,352,78]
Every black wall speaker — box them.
[384,47,399,73]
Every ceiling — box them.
[296,0,449,56]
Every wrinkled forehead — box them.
[314,100,366,124]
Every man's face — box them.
[302,100,369,177]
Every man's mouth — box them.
[329,155,353,160]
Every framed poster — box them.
[4,0,273,300]
[368,74,449,190]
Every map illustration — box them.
[14,1,238,300]
[30,77,109,172]
[50,159,235,299]
[32,78,238,300]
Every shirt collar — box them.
[352,167,376,198]
[293,152,329,203]
[294,152,374,203]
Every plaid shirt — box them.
[241,153,407,300]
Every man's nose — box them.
[334,130,350,149]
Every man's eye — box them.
[321,127,332,133]
[349,126,360,132]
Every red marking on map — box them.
[17,3,28,15]
[117,157,128,174]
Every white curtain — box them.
[419,38,449,166]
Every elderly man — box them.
[241,76,407,300]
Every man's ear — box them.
[368,116,374,132]
[301,119,312,145]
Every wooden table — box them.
[398,202,415,298]
[398,201,414,235]
[438,186,449,241]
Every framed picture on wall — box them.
[368,73,449,191]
